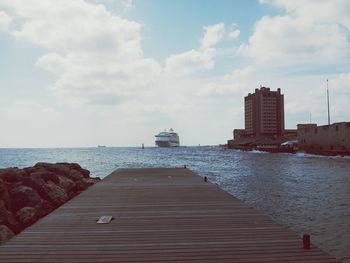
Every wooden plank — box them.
[0,168,341,263]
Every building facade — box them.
[297,122,350,155]
[244,87,284,137]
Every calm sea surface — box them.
[0,146,350,260]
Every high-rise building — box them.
[244,87,284,137]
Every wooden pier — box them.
[0,168,341,262]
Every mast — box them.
[327,79,330,125]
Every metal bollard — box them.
[204,176,208,182]
[303,234,310,249]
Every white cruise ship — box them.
[155,128,180,147]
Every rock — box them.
[58,176,76,197]
[42,181,69,207]
[34,163,70,177]
[0,201,20,234]
[57,163,90,178]
[40,172,60,184]
[83,177,101,187]
[67,170,84,182]
[0,179,11,210]
[9,185,42,212]
[16,207,38,227]
[0,168,26,183]
[0,225,14,245]
[74,180,89,192]
[36,200,54,218]
[20,174,50,201]
[0,162,99,245]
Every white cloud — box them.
[0,10,12,31]
[36,53,65,74]
[228,29,240,40]
[241,1,350,66]
[200,22,225,49]
[327,73,350,122]
[36,51,161,104]
[262,0,350,27]
[165,23,225,76]
[7,0,142,54]
[1,0,160,105]
[198,67,255,97]
[227,23,240,40]
[0,101,61,147]
[165,48,215,76]
[123,0,134,12]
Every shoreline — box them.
[227,145,350,157]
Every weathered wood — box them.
[0,168,341,262]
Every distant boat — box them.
[256,141,298,154]
[155,128,180,147]
[97,145,107,148]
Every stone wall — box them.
[298,122,350,155]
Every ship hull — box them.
[155,141,180,147]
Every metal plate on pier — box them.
[96,215,113,224]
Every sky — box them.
[0,0,349,147]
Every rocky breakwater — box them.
[0,162,100,245]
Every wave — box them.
[295,151,350,159]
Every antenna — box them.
[327,79,330,125]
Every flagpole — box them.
[327,79,330,125]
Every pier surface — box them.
[0,168,340,262]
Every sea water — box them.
[0,146,350,261]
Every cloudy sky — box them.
[0,0,349,147]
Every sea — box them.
[1,146,350,261]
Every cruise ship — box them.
[155,128,180,147]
